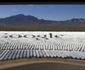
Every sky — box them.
[0,5,85,21]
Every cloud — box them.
[13,9,18,12]
[29,5,34,6]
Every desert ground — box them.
[0,58,85,70]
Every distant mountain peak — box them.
[15,14,25,16]
[0,14,85,26]
[71,18,85,20]
[9,14,26,18]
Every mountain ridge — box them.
[0,14,85,31]
[0,14,85,27]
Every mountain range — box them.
[0,14,85,31]
[0,14,85,26]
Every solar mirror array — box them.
[0,31,85,60]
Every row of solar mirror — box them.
[0,50,85,60]
[0,39,85,51]
[0,42,85,52]
[0,43,84,52]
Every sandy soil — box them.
[3,63,85,70]
[0,58,85,70]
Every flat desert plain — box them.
[0,58,85,70]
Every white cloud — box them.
[13,9,18,12]
[29,5,34,6]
